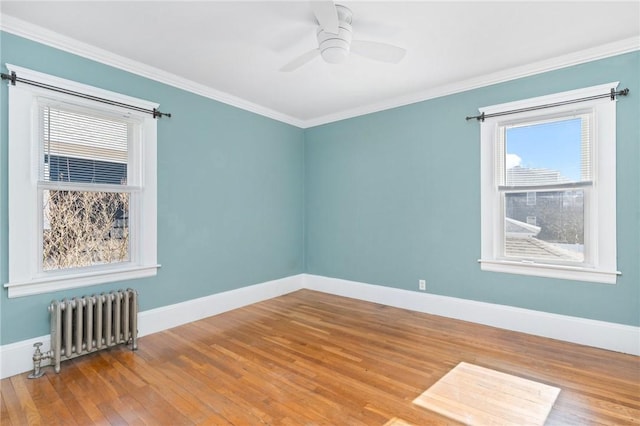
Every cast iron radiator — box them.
[29,288,138,377]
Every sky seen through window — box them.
[506,117,582,182]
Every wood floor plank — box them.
[62,375,110,424]
[45,366,94,425]
[2,289,638,425]
[1,379,28,425]
[114,350,214,423]
[9,374,43,425]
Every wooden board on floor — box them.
[413,362,560,425]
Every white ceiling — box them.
[1,1,639,127]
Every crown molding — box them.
[0,14,306,128]
[304,36,640,128]
[1,14,637,130]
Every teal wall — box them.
[0,32,305,345]
[1,32,638,347]
[305,52,640,326]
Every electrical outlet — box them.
[419,279,426,291]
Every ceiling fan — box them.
[280,1,406,72]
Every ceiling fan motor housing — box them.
[317,5,353,64]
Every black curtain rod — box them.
[466,88,629,122]
[1,71,171,119]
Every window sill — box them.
[4,264,161,298]
[478,259,619,284]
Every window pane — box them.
[504,116,590,186]
[43,190,130,271]
[42,106,128,184]
[504,190,584,263]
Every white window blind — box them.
[497,113,592,190]
[40,105,129,185]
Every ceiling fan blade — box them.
[280,49,320,72]
[350,40,406,63]
[310,0,339,34]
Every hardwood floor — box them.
[2,289,639,425]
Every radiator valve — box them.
[28,342,49,379]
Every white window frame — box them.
[4,64,159,298]
[479,82,620,284]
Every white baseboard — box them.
[3,272,637,379]
[0,335,52,380]
[137,274,304,337]
[0,274,304,379]
[303,274,640,356]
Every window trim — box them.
[4,64,159,298]
[478,82,620,284]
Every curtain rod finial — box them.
[1,71,17,85]
[153,108,172,119]
[611,87,630,100]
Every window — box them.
[5,64,159,297]
[479,83,620,284]
[41,105,133,272]
[526,192,536,206]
